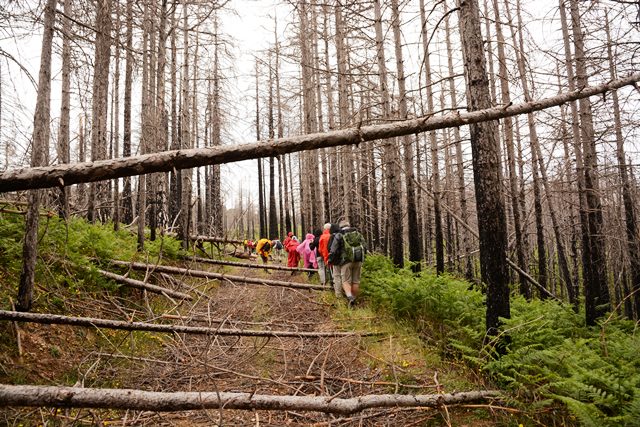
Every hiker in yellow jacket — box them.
[255,238,273,265]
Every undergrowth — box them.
[361,254,640,426]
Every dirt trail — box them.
[125,260,444,426]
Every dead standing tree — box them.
[457,0,511,335]
[16,0,57,312]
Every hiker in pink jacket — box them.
[297,233,318,271]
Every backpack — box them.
[342,230,365,263]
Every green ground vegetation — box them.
[360,254,640,426]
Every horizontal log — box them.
[109,260,326,291]
[191,235,245,245]
[0,310,373,338]
[1,73,637,193]
[185,256,316,273]
[0,384,500,414]
[97,269,193,301]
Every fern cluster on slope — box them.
[361,254,640,426]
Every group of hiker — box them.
[244,220,366,307]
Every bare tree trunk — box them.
[56,0,71,220]
[419,0,442,273]
[531,139,548,297]
[393,0,423,272]
[87,0,112,223]
[112,2,121,230]
[458,0,510,335]
[178,0,191,249]
[567,0,610,324]
[168,2,181,230]
[256,61,266,238]
[492,0,529,297]
[210,14,223,236]
[122,0,134,225]
[374,0,403,267]
[605,12,640,318]
[268,52,278,239]
[17,0,57,312]
[2,75,638,194]
[0,384,499,414]
[444,2,473,279]
[502,0,572,303]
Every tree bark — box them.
[97,269,193,300]
[492,0,528,297]
[393,0,423,272]
[458,0,510,335]
[605,12,640,319]
[121,0,134,225]
[0,310,367,338]
[373,0,404,267]
[108,260,327,291]
[56,0,71,220]
[16,0,57,312]
[87,0,112,223]
[568,0,610,324]
[186,256,316,273]
[0,384,499,414]
[0,73,637,194]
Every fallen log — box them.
[0,310,375,338]
[191,235,245,245]
[1,72,637,193]
[185,256,316,273]
[108,260,326,291]
[97,269,193,301]
[0,384,501,414]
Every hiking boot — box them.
[347,296,356,308]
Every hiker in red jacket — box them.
[285,236,301,268]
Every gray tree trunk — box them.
[17,0,57,312]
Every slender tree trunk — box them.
[393,0,423,272]
[605,12,640,318]
[458,0,510,335]
[268,52,278,239]
[210,15,223,236]
[374,0,403,267]
[56,0,71,220]
[168,2,181,230]
[567,0,610,323]
[88,0,112,223]
[492,0,528,297]
[112,2,121,230]
[122,0,134,225]
[444,2,473,279]
[178,0,191,249]
[17,0,57,312]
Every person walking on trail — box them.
[327,223,345,299]
[329,220,366,307]
[272,239,284,262]
[285,236,301,268]
[297,233,318,276]
[309,228,326,284]
[316,224,332,287]
[283,231,294,250]
[255,238,273,269]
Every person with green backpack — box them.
[328,220,366,307]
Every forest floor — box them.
[0,251,513,426]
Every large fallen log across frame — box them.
[0,310,375,338]
[0,384,500,414]
[97,269,193,301]
[0,72,637,193]
[108,260,326,291]
[184,256,316,273]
